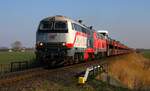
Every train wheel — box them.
[79,53,84,62]
[102,52,105,57]
[88,53,93,61]
[63,57,70,66]
[94,54,99,60]
[107,47,110,56]
[69,56,74,65]
[74,53,79,64]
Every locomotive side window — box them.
[72,23,91,35]
[40,21,53,30]
[73,23,82,32]
[82,27,87,34]
[54,21,67,30]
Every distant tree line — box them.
[0,41,34,52]
[11,41,22,51]
[136,48,150,53]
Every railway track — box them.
[0,67,46,86]
[0,58,109,89]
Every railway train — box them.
[35,15,130,66]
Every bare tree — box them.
[11,41,22,51]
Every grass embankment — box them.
[0,51,35,64]
[107,53,150,90]
[141,50,150,60]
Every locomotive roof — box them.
[43,15,73,22]
[42,15,95,32]
[97,30,108,34]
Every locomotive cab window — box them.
[72,23,82,32]
[54,21,67,30]
[39,21,53,30]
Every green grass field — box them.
[0,51,35,64]
[141,50,150,60]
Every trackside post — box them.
[78,64,105,85]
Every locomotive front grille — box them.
[44,43,67,59]
[45,43,63,48]
[43,43,67,53]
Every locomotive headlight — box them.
[62,42,66,46]
[39,42,43,46]
[36,42,44,49]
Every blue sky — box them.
[0,0,150,48]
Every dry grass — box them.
[108,53,150,90]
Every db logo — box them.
[48,33,57,39]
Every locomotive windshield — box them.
[38,21,68,33]
[40,21,53,30]
[54,21,67,30]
